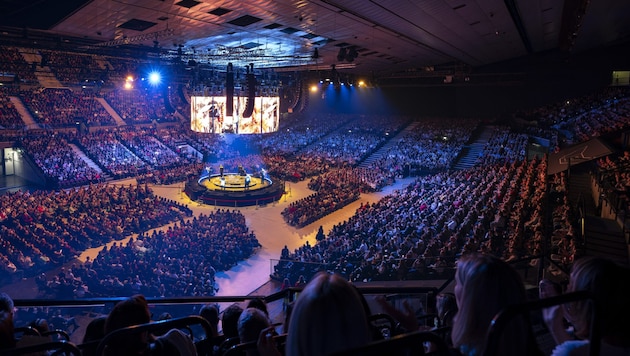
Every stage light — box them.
[310,85,318,92]
[148,71,161,85]
[358,80,365,87]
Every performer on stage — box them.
[244,174,251,190]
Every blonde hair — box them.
[451,253,534,356]
[285,272,370,356]
[565,256,629,340]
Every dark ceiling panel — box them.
[280,27,299,34]
[0,0,91,30]
[209,7,232,16]
[118,19,158,32]
[227,15,262,27]
[264,23,283,30]
[175,0,201,9]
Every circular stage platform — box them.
[184,173,285,207]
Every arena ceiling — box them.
[1,0,629,77]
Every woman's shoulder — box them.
[550,339,589,356]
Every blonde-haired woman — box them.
[258,272,371,356]
[452,253,541,356]
[544,256,630,356]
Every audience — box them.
[1,46,630,356]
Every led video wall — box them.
[191,96,279,134]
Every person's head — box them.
[246,298,268,317]
[0,293,16,349]
[452,253,534,356]
[221,304,243,339]
[286,272,371,356]
[237,307,270,344]
[82,316,107,356]
[564,256,630,341]
[104,294,152,355]
[435,292,457,327]
[199,304,220,336]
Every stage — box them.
[184,173,285,207]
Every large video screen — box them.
[191,96,279,134]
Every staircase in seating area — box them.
[96,97,126,126]
[451,125,494,170]
[9,96,40,129]
[566,165,629,266]
[19,48,64,88]
[68,143,114,182]
[358,121,420,169]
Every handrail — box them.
[484,291,598,356]
[2,340,82,356]
[330,329,451,356]
[13,283,450,310]
[223,334,287,356]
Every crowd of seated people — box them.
[0,87,26,129]
[546,172,582,271]
[516,86,630,147]
[257,114,351,155]
[281,166,388,228]
[299,116,405,166]
[78,130,149,179]
[0,45,38,83]
[19,87,115,127]
[595,150,630,213]
[19,135,105,188]
[39,49,107,85]
[0,184,191,282]
[40,209,259,298]
[274,153,550,283]
[117,127,186,168]
[367,118,477,175]
[476,127,529,165]
[104,87,177,124]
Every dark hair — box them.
[104,295,152,355]
[246,298,268,317]
[0,293,13,313]
[199,304,220,326]
[221,304,243,339]
[82,316,107,356]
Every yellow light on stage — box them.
[124,81,133,89]
[310,85,318,92]
[126,75,134,82]
[358,80,365,87]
